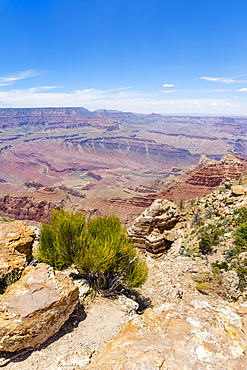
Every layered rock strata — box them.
[0,188,70,222]
[0,263,79,352]
[127,199,181,253]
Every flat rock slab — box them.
[88,300,247,369]
[0,221,35,288]
[0,263,79,352]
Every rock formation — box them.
[127,199,181,253]
[0,188,70,222]
[0,263,79,352]
[0,221,35,293]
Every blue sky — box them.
[0,0,247,115]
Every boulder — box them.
[231,185,245,196]
[0,263,79,352]
[115,295,139,315]
[214,270,241,301]
[127,199,180,253]
[0,221,35,292]
[87,300,247,369]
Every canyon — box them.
[0,107,247,224]
[0,108,247,197]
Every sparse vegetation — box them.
[196,282,211,293]
[3,270,22,293]
[234,221,247,247]
[0,217,14,222]
[198,223,224,255]
[232,207,247,227]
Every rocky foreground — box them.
[1,173,247,368]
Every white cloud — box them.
[163,83,174,87]
[0,70,42,86]
[28,86,61,93]
[200,77,235,84]
[0,86,247,115]
[238,88,247,92]
[199,76,247,84]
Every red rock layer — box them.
[0,188,69,222]
[80,154,247,225]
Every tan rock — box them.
[0,221,35,292]
[87,300,247,369]
[0,263,79,352]
[163,229,176,242]
[232,185,245,196]
[127,199,180,253]
[213,270,241,301]
[193,268,213,283]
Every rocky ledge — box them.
[0,263,79,352]
[88,299,247,369]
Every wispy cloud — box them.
[162,90,179,93]
[28,86,62,93]
[0,70,42,86]
[237,88,247,92]
[199,76,247,84]
[212,89,232,92]
[163,83,174,87]
[0,86,247,115]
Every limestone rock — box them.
[127,199,180,253]
[0,263,79,352]
[115,295,139,315]
[163,229,176,242]
[214,270,241,301]
[0,221,35,292]
[87,300,247,369]
[232,185,245,196]
[73,278,91,300]
[193,268,213,283]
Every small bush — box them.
[38,209,86,269]
[74,215,148,295]
[2,270,22,294]
[37,210,148,296]
[198,224,224,255]
[212,260,228,275]
[234,221,247,247]
[0,217,14,222]
[232,208,247,226]
[196,282,211,293]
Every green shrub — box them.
[74,215,148,295]
[37,211,148,296]
[198,224,224,255]
[2,269,22,294]
[232,208,247,226]
[234,221,247,247]
[0,217,14,222]
[37,209,86,269]
[196,282,211,293]
[212,260,228,275]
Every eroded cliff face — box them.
[0,188,69,222]
[0,153,247,225]
[186,153,247,187]
[78,153,247,226]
